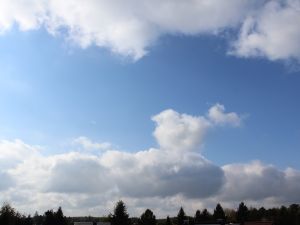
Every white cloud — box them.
[152,109,210,152]
[221,161,286,201]
[0,0,45,32]
[221,161,300,203]
[45,153,112,193]
[0,171,14,191]
[73,136,112,151]
[1,0,299,63]
[100,149,224,199]
[208,104,242,127]
[0,139,40,169]
[0,105,299,217]
[231,0,300,62]
[152,104,242,152]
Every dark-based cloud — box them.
[0,104,299,216]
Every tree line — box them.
[0,201,299,225]
[0,204,67,225]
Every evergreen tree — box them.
[111,201,130,225]
[22,215,34,225]
[140,209,156,225]
[33,211,44,225]
[43,210,55,225]
[258,207,266,220]
[166,216,172,225]
[278,206,288,225]
[177,207,186,225]
[194,210,201,224]
[288,204,300,225]
[200,209,210,222]
[237,202,248,224]
[213,203,225,221]
[248,207,259,221]
[56,207,68,225]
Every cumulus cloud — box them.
[231,0,300,62]
[152,109,210,152]
[45,153,112,194]
[100,149,224,199]
[0,171,14,191]
[208,104,242,127]
[220,161,300,205]
[0,139,40,169]
[0,0,299,62]
[73,136,112,151]
[0,0,45,32]
[152,104,242,152]
[0,105,299,217]
[0,0,258,60]
[222,161,286,201]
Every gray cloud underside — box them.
[0,105,299,217]
[0,0,299,62]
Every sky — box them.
[0,0,300,218]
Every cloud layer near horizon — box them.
[0,104,300,217]
[0,0,299,62]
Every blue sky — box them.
[0,0,300,217]
[1,29,299,168]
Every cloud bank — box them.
[0,0,299,62]
[0,104,300,217]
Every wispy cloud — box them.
[73,136,112,151]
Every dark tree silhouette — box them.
[194,210,201,223]
[43,210,55,225]
[55,207,68,225]
[237,202,248,224]
[288,204,300,225]
[258,207,266,219]
[140,209,156,225]
[111,201,131,225]
[166,216,172,225]
[200,209,211,222]
[0,203,34,225]
[277,206,288,225]
[21,215,33,225]
[213,203,225,220]
[1,200,300,225]
[0,203,17,225]
[248,207,259,221]
[33,211,44,225]
[177,207,186,225]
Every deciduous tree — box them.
[140,209,156,225]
